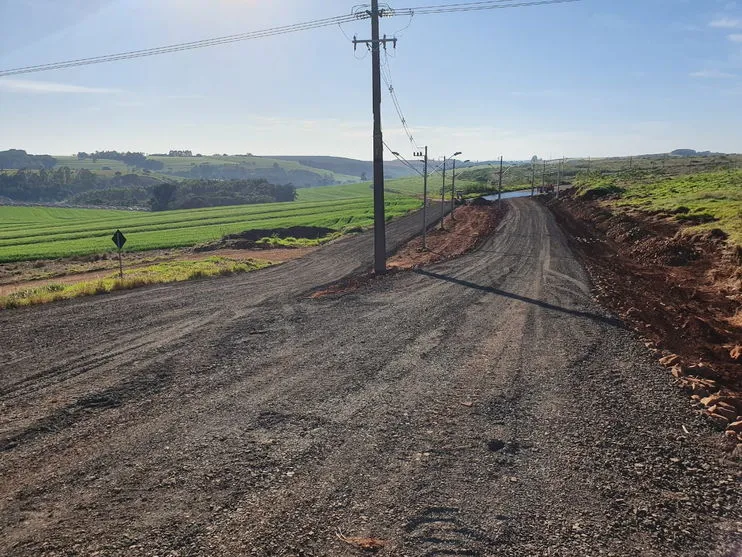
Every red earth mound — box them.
[549,193,742,456]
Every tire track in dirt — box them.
[0,199,739,556]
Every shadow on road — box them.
[414,269,625,329]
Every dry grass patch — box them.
[0,257,270,310]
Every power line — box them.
[383,141,424,177]
[395,0,581,15]
[381,51,420,149]
[0,13,366,77]
[0,0,582,77]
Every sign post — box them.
[111,230,127,279]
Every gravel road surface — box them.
[1,199,739,556]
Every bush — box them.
[579,184,625,200]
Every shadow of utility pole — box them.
[413,269,625,329]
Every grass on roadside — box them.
[253,231,345,249]
[0,257,271,310]
[573,169,742,245]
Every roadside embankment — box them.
[388,202,506,270]
[549,191,742,457]
[310,201,505,298]
[0,256,273,309]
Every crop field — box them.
[296,177,430,201]
[296,174,496,201]
[0,193,421,263]
[296,182,374,201]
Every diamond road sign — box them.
[112,230,127,250]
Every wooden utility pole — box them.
[353,0,396,275]
[451,158,457,221]
[530,158,536,197]
[498,156,503,208]
[440,158,447,229]
[415,146,429,249]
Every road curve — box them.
[0,199,739,556]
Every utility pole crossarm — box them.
[353,37,398,50]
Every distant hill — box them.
[6,149,443,187]
[266,156,422,180]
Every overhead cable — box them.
[395,0,581,15]
[381,52,420,150]
[0,13,367,77]
[0,0,582,77]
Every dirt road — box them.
[1,199,739,556]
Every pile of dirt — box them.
[549,193,742,456]
[309,204,506,298]
[388,204,505,270]
[195,226,335,252]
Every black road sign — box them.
[112,230,127,250]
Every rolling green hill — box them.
[267,155,421,180]
[49,154,421,187]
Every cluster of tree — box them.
[150,179,296,211]
[76,151,164,170]
[0,149,57,170]
[670,149,716,157]
[0,166,296,210]
[0,168,157,203]
[167,150,193,157]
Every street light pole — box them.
[450,152,463,221]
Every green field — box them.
[541,153,742,183]
[574,169,742,245]
[0,183,422,262]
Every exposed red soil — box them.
[310,203,505,299]
[388,204,506,270]
[549,193,742,452]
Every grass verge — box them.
[573,170,742,245]
[0,257,270,310]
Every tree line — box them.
[149,179,296,211]
[0,149,57,170]
[76,151,165,171]
[0,167,296,210]
[0,168,158,203]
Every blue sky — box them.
[1,0,741,161]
